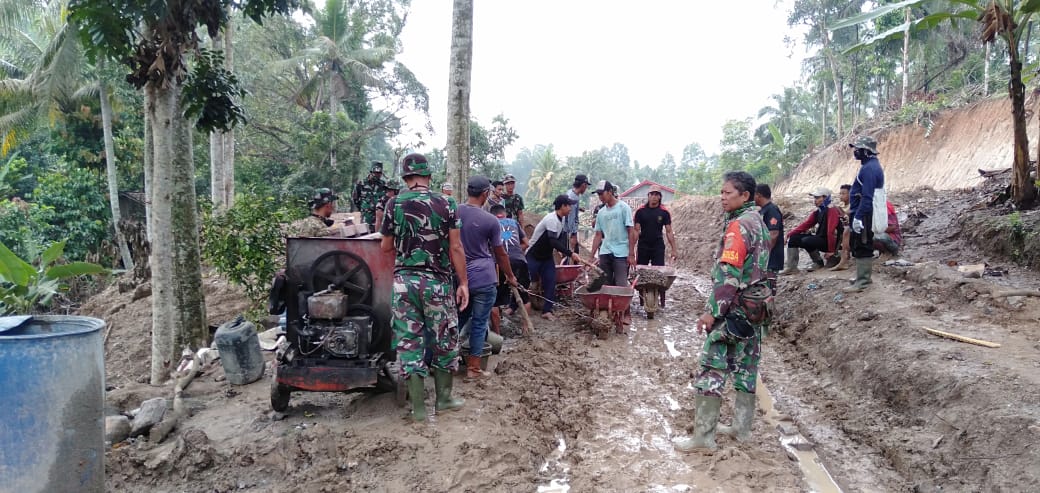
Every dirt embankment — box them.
[775,97,1040,196]
[765,178,1040,491]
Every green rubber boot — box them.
[842,257,874,293]
[673,395,722,452]
[406,374,427,422]
[779,248,800,275]
[718,391,756,442]
[433,368,465,412]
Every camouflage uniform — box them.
[501,193,524,221]
[353,175,387,227]
[285,214,334,238]
[694,201,771,397]
[381,189,461,377]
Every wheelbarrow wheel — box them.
[270,366,292,412]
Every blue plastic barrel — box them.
[0,315,105,493]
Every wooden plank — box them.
[922,327,1001,348]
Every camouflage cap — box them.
[401,153,431,177]
[849,135,879,154]
[502,174,517,184]
[385,180,402,191]
[308,187,338,209]
[370,161,384,172]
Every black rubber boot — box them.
[406,374,427,422]
[807,250,825,270]
[673,395,721,452]
[718,391,756,442]
[433,368,464,412]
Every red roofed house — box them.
[618,180,676,208]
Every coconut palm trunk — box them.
[147,83,208,384]
[98,75,134,271]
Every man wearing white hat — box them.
[781,186,842,274]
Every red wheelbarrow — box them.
[574,285,636,339]
[554,263,583,298]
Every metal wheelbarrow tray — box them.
[574,285,636,337]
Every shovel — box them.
[573,257,610,292]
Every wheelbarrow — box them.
[574,285,636,339]
[554,263,583,298]
[634,266,677,319]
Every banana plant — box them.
[0,239,107,315]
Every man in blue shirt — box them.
[458,175,517,377]
[845,135,885,293]
[588,180,636,287]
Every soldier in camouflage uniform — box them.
[373,180,402,232]
[500,174,525,227]
[674,171,772,453]
[380,153,470,422]
[352,161,387,229]
[285,188,339,237]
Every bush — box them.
[30,163,111,263]
[201,190,297,311]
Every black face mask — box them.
[853,148,872,162]
[312,214,333,227]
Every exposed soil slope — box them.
[775,98,1040,196]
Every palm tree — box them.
[527,146,561,201]
[291,0,391,160]
[0,0,133,271]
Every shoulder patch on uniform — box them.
[769,217,778,225]
[720,221,747,267]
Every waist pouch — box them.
[724,313,756,340]
[737,281,774,324]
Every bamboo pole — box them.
[922,327,1001,348]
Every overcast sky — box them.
[395,1,808,167]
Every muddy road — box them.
[99,187,1040,492]
[103,273,824,492]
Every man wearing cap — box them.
[352,162,388,229]
[565,174,591,258]
[780,187,842,274]
[501,174,525,227]
[457,175,517,378]
[526,194,582,320]
[380,153,470,422]
[633,185,678,266]
[286,188,340,237]
[589,180,636,289]
[374,180,402,232]
[441,182,454,197]
[845,135,886,292]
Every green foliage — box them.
[469,115,518,178]
[183,49,247,133]
[201,190,298,309]
[0,199,47,261]
[30,162,110,262]
[0,153,34,199]
[0,239,108,315]
[892,97,952,136]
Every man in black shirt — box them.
[754,184,784,292]
[633,186,677,265]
